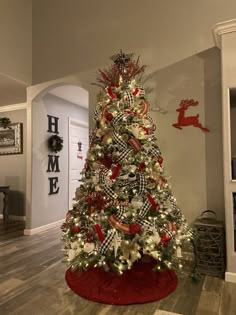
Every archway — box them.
[25,81,89,235]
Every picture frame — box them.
[0,123,23,155]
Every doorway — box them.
[68,118,89,209]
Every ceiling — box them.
[49,85,88,108]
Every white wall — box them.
[0,0,32,84]
[31,92,88,229]
[146,48,223,223]
[0,108,27,217]
[32,0,236,84]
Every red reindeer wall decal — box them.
[172,99,209,132]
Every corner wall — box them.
[146,47,223,223]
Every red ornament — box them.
[158,156,163,166]
[172,99,209,132]
[105,112,113,121]
[86,232,93,241]
[60,222,67,230]
[161,232,171,247]
[71,225,80,234]
[100,155,113,168]
[139,162,145,171]
[129,222,142,235]
[66,212,72,222]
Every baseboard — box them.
[225,271,236,283]
[24,219,64,236]
[0,214,26,221]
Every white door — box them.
[68,118,89,209]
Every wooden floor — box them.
[0,225,236,315]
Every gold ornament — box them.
[121,133,129,141]
[102,134,113,145]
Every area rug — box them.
[65,259,178,305]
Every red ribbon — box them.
[93,224,105,243]
[132,88,140,96]
[107,86,117,99]
[138,125,149,135]
[128,137,141,152]
[108,215,131,234]
[110,164,121,180]
[147,194,158,211]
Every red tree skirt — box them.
[65,260,178,305]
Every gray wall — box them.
[144,47,224,223]
[31,93,88,229]
[0,109,27,217]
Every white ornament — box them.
[129,124,150,140]
[68,249,77,261]
[68,241,81,261]
[131,197,143,209]
[112,232,122,257]
[83,242,95,253]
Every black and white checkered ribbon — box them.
[124,90,135,106]
[168,196,181,220]
[148,146,161,158]
[99,168,109,183]
[139,198,151,218]
[99,229,116,255]
[111,113,124,126]
[160,227,173,239]
[136,218,153,229]
[94,108,100,120]
[118,180,130,187]
[103,182,117,200]
[112,131,127,149]
[138,173,146,194]
[116,205,126,220]
[116,148,132,162]
[99,168,117,200]
[130,181,139,189]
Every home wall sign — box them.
[172,99,209,132]
[47,115,61,195]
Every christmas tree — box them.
[61,51,192,275]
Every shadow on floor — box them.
[0,219,25,241]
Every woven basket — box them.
[193,210,226,277]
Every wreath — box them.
[48,134,63,153]
[0,117,11,128]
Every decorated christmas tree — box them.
[61,51,192,278]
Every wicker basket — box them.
[193,210,226,277]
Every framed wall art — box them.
[0,123,23,155]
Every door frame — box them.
[68,117,89,209]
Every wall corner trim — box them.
[24,219,64,235]
[212,19,236,49]
[225,271,236,283]
[0,102,27,113]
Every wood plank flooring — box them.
[0,226,236,315]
